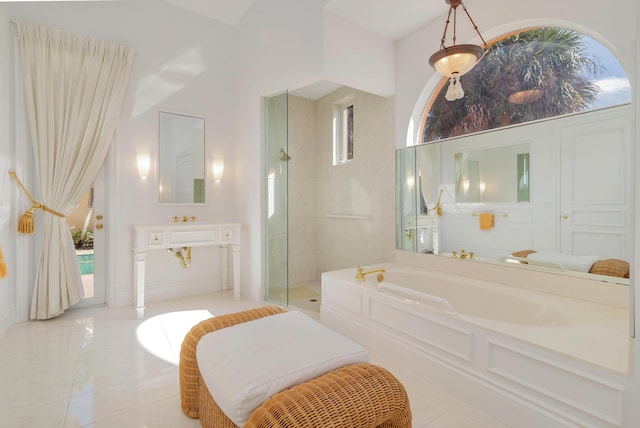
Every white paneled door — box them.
[560,112,631,261]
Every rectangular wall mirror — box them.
[454,143,530,203]
[396,105,631,286]
[158,111,206,204]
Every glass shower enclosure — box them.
[265,91,288,306]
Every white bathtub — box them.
[320,262,631,428]
[377,270,570,326]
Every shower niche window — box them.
[333,96,354,165]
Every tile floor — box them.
[0,291,510,428]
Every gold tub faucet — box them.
[356,266,386,282]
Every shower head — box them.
[280,148,291,161]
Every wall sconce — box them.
[212,160,224,183]
[479,180,486,194]
[137,153,150,180]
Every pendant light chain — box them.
[439,6,454,50]
[460,2,488,48]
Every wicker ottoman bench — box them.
[179,306,412,427]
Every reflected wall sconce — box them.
[479,180,486,194]
[212,160,224,183]
[406,174,415,190]
[429,0,488,101]
[137,153,150,180]
[462,177,470,193]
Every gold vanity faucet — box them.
[355,266,386,282]
[452,249,475,259]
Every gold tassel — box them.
[18,205,36,234]
[9,171,65,234]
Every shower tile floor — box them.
[0,291,510,428]
[287,281,321,312]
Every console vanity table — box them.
[133,223,241,318]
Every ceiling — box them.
[160,0,456,99]
[163,0,446,41]
[323,0,443,41]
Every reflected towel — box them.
[0,245,7,279]
[479,213,494,230]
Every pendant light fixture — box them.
[429,0,488,101]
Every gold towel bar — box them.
[472,212,508,218]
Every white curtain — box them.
[417,143,440,210]
[17,22,135,320]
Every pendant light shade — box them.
[429,44,485,78]
[429,0,488,101]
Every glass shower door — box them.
[265,92,288,306]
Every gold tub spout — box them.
[356,266,386,282]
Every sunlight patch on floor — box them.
[136,310,213,364]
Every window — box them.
[421,27,631,143]
[333,96,354,165]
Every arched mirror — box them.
[158,111,206,204]
[397,27,632,286]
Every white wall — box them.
[4,1,238,309]
[0,6,14,336]
[322,11,395,97]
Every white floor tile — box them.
[0,290,508,427]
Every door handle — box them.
[96,223,104,230]
[561,214,568,219]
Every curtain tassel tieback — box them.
[8,171,65,234]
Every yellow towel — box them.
[479,213,494,230]
[0,244,7,279]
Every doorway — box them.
[67,163,107,308]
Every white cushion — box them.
[196,310,369,426]
[527,252,600,273]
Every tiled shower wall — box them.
[288,87,396,287]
